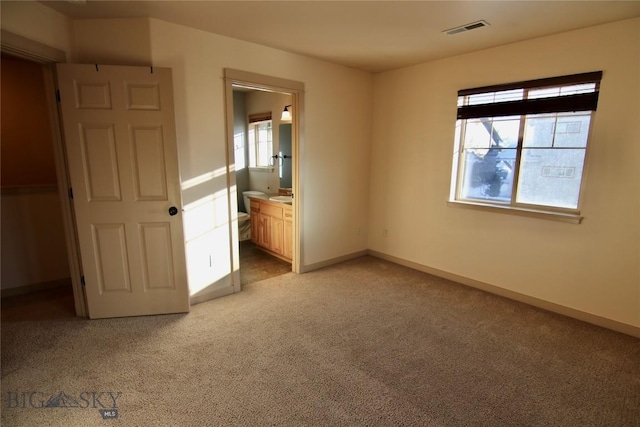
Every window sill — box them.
[447,200,583,224]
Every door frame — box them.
[1,30,87,317]
[223,69,305,287]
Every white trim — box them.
[224,75,242,292]
[299,250,369,273]
[190,285,235,305]
[1,30,66,63]
[368,250,640,338]
[447,200,583,224]
[225,68,305,94]
[224,69,305,286]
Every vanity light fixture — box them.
[281,105,292,121]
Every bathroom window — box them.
[450,71,602,218]
[248,112,273,169]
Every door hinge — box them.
[55,90,61,103]
[68,188,73,199]
[81,276,85,287]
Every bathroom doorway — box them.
[224,69,304,289]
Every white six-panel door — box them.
[56,64,189,319]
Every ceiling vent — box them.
[443,20,490,36]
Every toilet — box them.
[238,191,268,241]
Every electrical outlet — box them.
[356,226,361,236]
[383,229,388,237]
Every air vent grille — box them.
[443,20,490,36]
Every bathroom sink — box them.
[269,196,293,204]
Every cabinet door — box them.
[271,217,284,255]
[250,215,259,244]
[258,213,271,248]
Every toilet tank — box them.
[242,191,268,213]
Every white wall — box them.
[147,18,373,290]
[1,188,70,290]
[73,18,151,66]
[68,17,373,298]
[369,18,640,328]
[0,1,73,57]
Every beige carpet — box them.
[2,256,639,426]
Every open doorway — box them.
[0,53,75,319]
[1,31,86,318]
[232,88,293,285]
[224,69,304,290]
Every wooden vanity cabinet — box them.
[249,197,292,262]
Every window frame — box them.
[247,112,273,170]
[449,72,602,223]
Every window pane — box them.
[523,115,555,148]
[492,117,520,148]
[463,119,492,154]
[460,148,516,202]
[249,121,273,168]
[258,140,269,167]
[554,114,591,148]
[463,116,520,155]
[524,113,591,149]
[516,148,586,209]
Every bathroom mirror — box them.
[279,123,292,189]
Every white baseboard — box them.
[190,285,235,305]
[368,250,640,338]
[300,250,369,273]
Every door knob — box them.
[168,206,178,216]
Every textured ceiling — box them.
[42,1,640,73]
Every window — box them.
[450,72,602,215]
[248,112,273,169]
